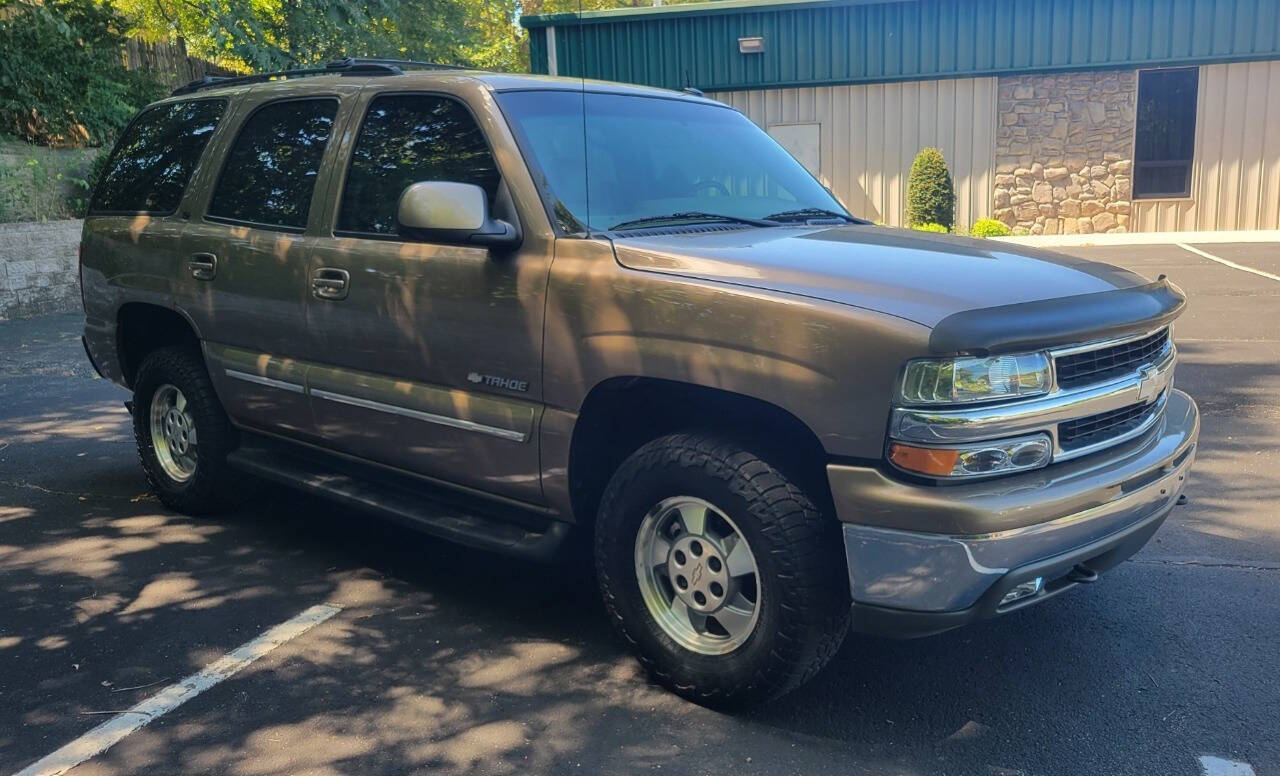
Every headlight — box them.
[899,352,1051,405]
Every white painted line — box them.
[1177,243,1280,283]
[1199,755,1257,776]
[12,603,342,776]
[992,228,1280,247]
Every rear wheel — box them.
[595,432,850,708]
[132,346,248,514]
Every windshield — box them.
[495,90,850,232]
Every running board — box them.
[226,444,573,562]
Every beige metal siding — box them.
[1133,60,1280,231]
[711,78,998,229]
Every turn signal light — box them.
[889,434,1053,479]
[889,444,959,476]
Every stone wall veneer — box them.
[993,70,1136,235]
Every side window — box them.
[1134,68,1199,199]
[207,98,337,230]
[91,100,226,215]
[337,94,500,236]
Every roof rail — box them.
[329,57,469,71]
[169,57,468,97]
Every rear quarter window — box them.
[90,99,227,216]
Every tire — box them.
[595,432,851,708]
[132,345,248,514]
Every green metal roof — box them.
[520,0,889,28]
[523,0,1280,92]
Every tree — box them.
[0,0,163,146]
[112,0,720,76]
[906,147,956,230]
[113,0,474,71]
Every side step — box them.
[226,443,573,562]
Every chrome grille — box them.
[1055,328,1170,389]
[1058,398,1160,451]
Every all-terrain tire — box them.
[595,432,851,709]
[132,345,249,514]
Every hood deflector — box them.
[927,278,1186,356]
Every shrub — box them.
[0,0,163,147]
[911,222,949,233]
[969,218,1013,238]
[84,149,113,198]
[906,147,956,231]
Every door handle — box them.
[189,253,217,281]
[311,268,350,300]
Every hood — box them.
[611,225,1148,330]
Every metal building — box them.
[523,0,1280,233]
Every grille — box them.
[1058,400,1159,451]
[1055,328,1170,389]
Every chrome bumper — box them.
[833,389,1198,627]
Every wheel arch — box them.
[116,302,203,387]
[567,376,833,527]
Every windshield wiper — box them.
[609,211,780,231]
[763,207,864,224]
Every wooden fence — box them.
[122,39,236,89]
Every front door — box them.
[304,90,551,504]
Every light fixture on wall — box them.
[738,36,765,54]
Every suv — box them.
[81,60,1199,708]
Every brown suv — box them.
[80,59,1199,708]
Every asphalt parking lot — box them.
[1,241,1277,776]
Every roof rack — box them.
[170,57,469,96]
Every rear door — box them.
[82,98,229,370]
[302,86,553,504]
[179,84,359,440]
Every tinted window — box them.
[208,99,337,229]
[338,95,500,235]
[1134,68,1198,199]
[91,100,225,215]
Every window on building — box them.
[207,99,337,230]
[91,100,226,215]
[338,95,500,236]
[1134,68,1199,199]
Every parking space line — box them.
[1199,755,1257,775]
[1178,243,1280,283]
[11,603,342,776]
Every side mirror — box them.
[396,181,521,249]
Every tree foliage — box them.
[114,0,714,74]
[0,0,163,147]
[905,146,955,230]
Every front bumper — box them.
[831,389,1199,637]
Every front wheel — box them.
[595,432,851,708]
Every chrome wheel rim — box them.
[149,383,197,482]
[634,496,761,655]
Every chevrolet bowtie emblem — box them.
[1137,365,1160,403]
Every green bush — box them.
[0,0,163,147]
[0,138,99,222]
[84,149,113,197]
[969,218,1013,238]
[911,222,949,233]
[906,147,956,231]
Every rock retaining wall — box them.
[0,220,83,321]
